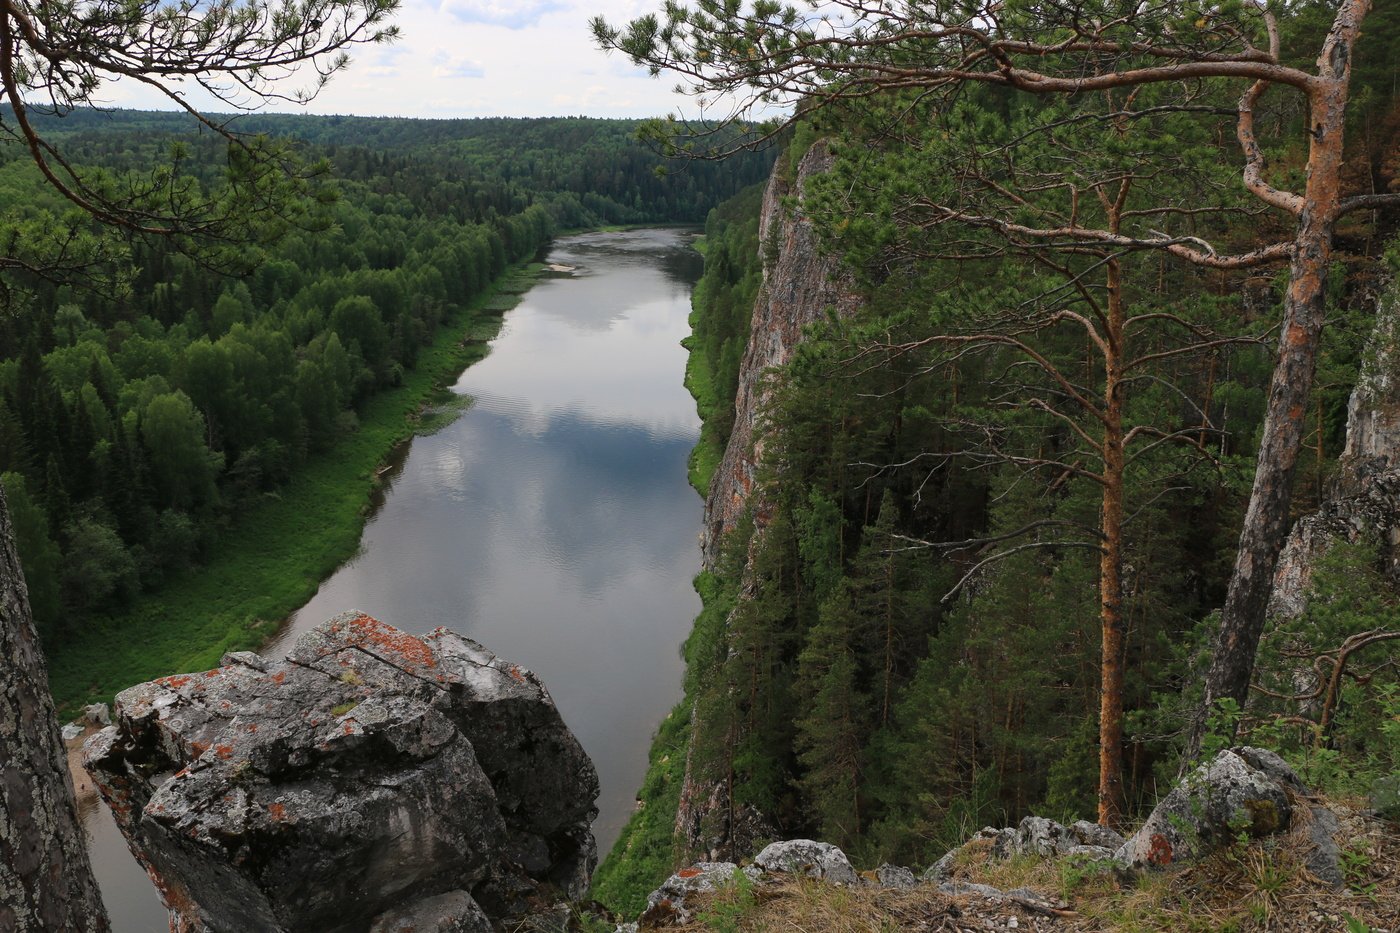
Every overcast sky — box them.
[107,0,698,120]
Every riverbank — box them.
[47,262,545,717]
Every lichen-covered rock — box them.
[1011,816,1074,857]
[640,862,742,926]
[1271,282,1400,619]
[753,839,858,885]
[873,863,917,889]
[1069,820,1126,850]
[1115,749,1293,868]
[84,612,599,933]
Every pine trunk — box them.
[1185,9,1359,763]
[1098,260,1127,829]
[0,486,110,931]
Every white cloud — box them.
[94,0,777,121]
[437,0,568,29]
[431,51,486,79]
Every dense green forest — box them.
[0,110,773,707]
[595,2,1400,914]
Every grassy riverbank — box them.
[47,263,544,717]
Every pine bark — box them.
[0,486,109,932]
[1097,258,1127,829]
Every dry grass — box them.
[652,812,1400,933]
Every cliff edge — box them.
[83,612,599,933]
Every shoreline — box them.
[47,259,546,718]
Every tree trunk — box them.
[0,486,109,932]
[1184,31,1357,764]
[1098,260,1127,829]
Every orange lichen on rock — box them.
[344,613,439,670]
[267,803,287,821]
[214,745,234,761]
[677,867,702,879]
[1147,833,1173,866]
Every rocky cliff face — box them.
[701,139,863,567]
[678,141,863,860]
[1270,282,1400,618]
[83,612,599,933]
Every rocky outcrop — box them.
[1271,280,1400,618]
[700,139,863,566]
[83,612,599,933]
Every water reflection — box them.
[84,228,705,931]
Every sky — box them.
[105,0,700,120]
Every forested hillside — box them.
[596,0,1400,916]
[0,111,773,709]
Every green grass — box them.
[46,264,542,717]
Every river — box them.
[81,228,706,930]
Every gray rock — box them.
[61,722,85,742]
[84,611,599,933]
[987,827,1017,860]
[1235,746,1307,793]
[82,702,111,726]
[1270,283,1400,619]
[642,862,742,925]
[1115,749,1293,868]
[873,863,917,889]
[921,849,958,883]
[753,839,858,884]
[1305,804,1344,889]
[1011,816,1073,857]
[1063,844,1117,861]
[369,890,492,933]
[1069,819,1125,850]
[1370,773,1400,821]
[936,881,1064,916]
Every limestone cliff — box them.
[84,612,599,933]
[700,139,863,568]
[679,141,862,860]
[1270,280,1400,618]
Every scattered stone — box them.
[82,702,111,726]
[1011,816,1073,857]
[61,722,85,742]
[83,612,599,933]
[937,881,1067,917]
[921,848,958,883]
[873,863,917,889]
[753,839,858,885]
[1069,819,1125,850]
[1115,748,1293,868]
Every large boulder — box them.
[84,612,599,933]
[752,839,858,884]
[1115,748,1294,868]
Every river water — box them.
[82,228,706,930]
